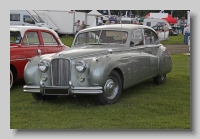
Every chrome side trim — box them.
[10,58,27,62]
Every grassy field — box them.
[160,35,185,45]
[60,34,185,47]
[10,54,190,129]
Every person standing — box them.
[180,18,185,35]
[183,24,190,45]
[163,24,169,40]
[74,20,81,36]
[80,20,87,30]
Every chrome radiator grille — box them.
[51,59,70,86]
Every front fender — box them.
[24,56,43,85]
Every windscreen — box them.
[74,30,128,46]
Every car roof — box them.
[10,26,64,45]
[10,26,52,32]
[80,24,154,32]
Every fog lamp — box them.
[77,74,85,82]
[41,73,48,82]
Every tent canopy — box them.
[145,13,177,24]
[87,10,102,16]
[162,14,177,24]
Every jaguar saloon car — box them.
[23,24,172,105]
[10,26,69,88]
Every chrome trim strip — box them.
[71,86,102,90]
[71,90,103,94]
[10,58,27,62]
[10,46,18,48]
[23,85,40,89]
[23,89,40,93]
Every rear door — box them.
[129,29,151,83]
[40,31,65,54]
[144,28,160,77]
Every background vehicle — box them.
[10,26,69,89]
[143,18,171,28]
[23,24,172,105]
[152,25,178,36]
[34,10,103,36]
[10,10,51,29]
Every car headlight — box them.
[75,60,86,72]
[38,60,49,72]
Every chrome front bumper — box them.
[23,83,103,95]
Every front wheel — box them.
[153,74,166,85]
[10,70,13,89]
[32,93,58,101]
[95,70,122,105]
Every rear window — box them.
[10,31,21,44]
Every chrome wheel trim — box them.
[104,77,119,100]
[10,70,13,89]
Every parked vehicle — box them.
[34,10,103,36]
[120,17,137,24]
[10,10,51,29]
[23,24,172,105]
[10,26,69,89]
[152,25,178,36]
[143,18,171,28]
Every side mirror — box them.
[36,49,42,56]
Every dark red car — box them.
[10,26,69,88]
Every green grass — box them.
[10,54,190,129]
[160,35,185,45]
[60,36,74,47]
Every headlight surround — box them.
[75,60,86,72]
[38,60,49,72]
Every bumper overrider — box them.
[23,81,103,95]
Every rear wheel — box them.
[10,70,13,89]
[153,74,166,85]
[32,93,58,101]
[95,70,122,105]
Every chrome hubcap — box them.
[104,77,119,99]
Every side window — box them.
[10,14,20,21]
[151,32,158,44]
[134,29,144,46]
[42,32,58,45]
[144,29,158,45]
[23,15,35,24]
[146,22,151,27]
[23,32,40,45]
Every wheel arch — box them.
[112,68,124,90]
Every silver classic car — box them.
[23,24,172,105]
